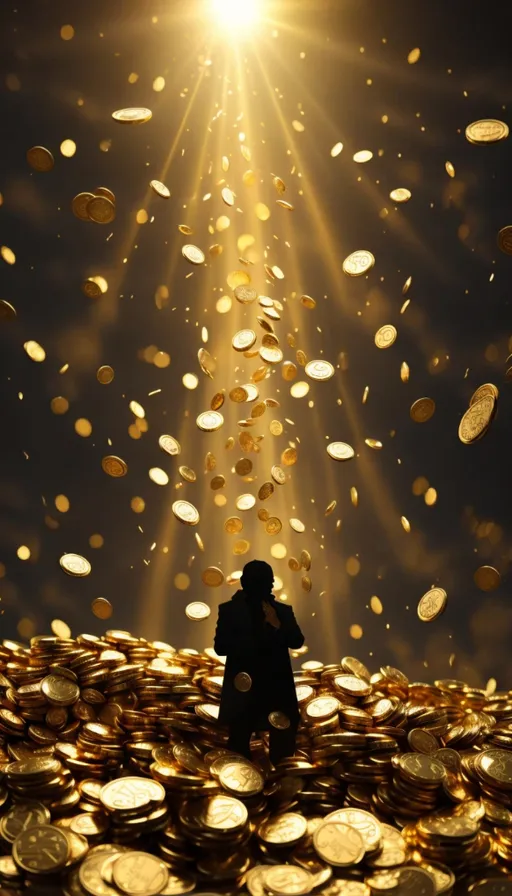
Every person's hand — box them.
[263,600,281,629]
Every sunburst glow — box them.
[210,0,259,29]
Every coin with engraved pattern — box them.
[101,455,128,477]
[27,145,55,171]
[150,179,170,198]
[324,808,382,853]
[258,812,307,845]
[234,672,252,692]
[410,397,435,423]
[375,325,397,349]
[13,824,70,872]
[218,760,264,796]
[200,794,248,830]
[196,410,224,431]
[265,865,314,896]
[159,434,181,456]
[112,107,152,123]
[465,119,509,144]
[417,587,447,622]
[59,553,91,577]
[326,442,354,461]
[313,821,365,866]
[172,500,199,526]
[342,250,375,277]
[305,360,335,381]
[113,852,169,896]
[458,395,495,444]
[182,244,205,265]
[100,776,165,812]
[0,802,50,843]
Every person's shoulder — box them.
[276,601,293,613]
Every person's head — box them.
[241,559,274,598]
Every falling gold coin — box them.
[24,340,45,362]
[221,187,235,206]
[327,442,355,461]
[72,192,95,221]
[389,188,412,203]
[0,300,16,321]
[197,348,216,378]
[474,565,501,592]
[26,146,54,172]
[258,482,274,501]
[410,398,436,423]
[82,278,102,298]
[179,466,196,483]
[265,517,282,535]
[112,107,152,123]
[342,250,375,277]
[94,187,115,203]
[196,411,224,432]
[172,500,199,525]
[102,456,128,477]
[236,494,256,511]
[210,391,225,411]
[201,567,224,587]
[260,345,283,364]
[271,465,286,484]
[305,360,335,381]
[179,224,193,235]
[96,365,114,384]
[225,517,243,534]
[150,180,171,198]
[417,587,447,622]
[60,553,91,577]
[375,325,397,349]
[185,601,211,619]
[365,438,382,449]
[313,822,365,866]
[269,711,291,730]
[234,672,252,692]
[232,329,257,352]
[159,434,181,456]
[290,518,305,533]
[300,294,316,309]
[234,285,257,304]
[91,598,113,620]
[470,383,499,406]
[465,119,509,144]
[458,395,496,444]
[498,226,512,255]
[182,244,205,265]
[87,196,115,224]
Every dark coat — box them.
[214,590,305,728]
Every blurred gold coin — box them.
[305,359,335,381]
[182,244,205,265]
[236,493,256,511]
[273,175,286,194]
[260,345,283,364]
[27,145,55,172]
[179,465,196,482]
[13,824,70,873]
[474,565,501,592]
[210,390,225,410]
[271,465,286,484]
[235,458,252,476]
[94,186,115,203]
[72,192,95,221]
[458,395,495,444]
[281,447,297,465]
[179,224,193,235]
[172,500,199,525]
[232,329,257,351]
[202,567,224,587]
[470,383,498,406]
[417,587,447,622]
[24,340,45,361]
[112,107,152,123]
[282,361,297,382]
[365,438,382,449]
[375,325,397,348]
[234,671,252,691]
[159,434,181,456]
[258,481,274,500]
[234,285,257,304]
[198,347,216,378]
[466,119,509,144]
[113,852,169,896]
[410,397,436,423]
[325,500,337,515]
[197,410,223,431]
[87,195,115,224]
[288,557,301,571]
[498,225,512,255]
[389,187,412,202]
[102,455,128,477]
[150,179,170,198]
[300,550,311,570]
[205,451,216,472]
[97,365,114,384]
[225,517,243,534]
[91,597,113,620]
[82,278,102,298]
[1,802,50,844]
[59,553,91,577]
[290,518,305,533]
[221,187,235,206]
[0,300,17,320]
[210,474,225,490]
[229,386,249,403]
[276,200,294,211]
[342,250,375,277]
[301,294,316,309]
[327,442,354,461]
[265,866,313,896]
[265,517,282,535]
[185,601,211,619]
[313,821,365,866]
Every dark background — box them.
[1,0,511,686]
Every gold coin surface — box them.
[230,386,249,403]
[182,244,205,265]
[178,465,196,482]
[172,500,199,525]
[201,794,248,830]
[82,278,102,298]
[97,365,114,384]
[265,866,313,896]
[417,587,447,622]
[112,107,152,123]
[410,397,436,423]
[271,464,286,484]
[269,711,291,729]
[72,191,95,221]
[469,382,499,406]
[198,347,216,378]
[236,493,256,511]
[87,195,116,224]
[232,328,257,351]
[197,410,224,431]
[234,285,257,304]
[41,674,80,706]
[201,567,224,587]
[234,671,252,692]
[26,146,55,172]
[399,753,445,783]
[289,518,305,533]
[150,179,171,198]
[59,553,91,577]
[13,824,70,872]
[94,186,115,203]
[305,359,335,381]
[159,434,181,456]
[465,119,509,144]
[113,852,169,896]
[225,516,243,534]
[389,187,412,202]
[458,394,495,444]
[0,300,17,320]
[375,325,397,349]
[498,225,512,255]
[91,597,113,619]
[342,250,375,277]
[473,565,501,592]
[210,390,225,411]
[102,455,128,477]
[100,776,164,812]
[325,808,382,853]
[1,802,50,844]
[218,760,264,796]
[259,812,307,844]
[313,821,365,866]
[327,441,355,461]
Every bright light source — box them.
[210,0,258,28]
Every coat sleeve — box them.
[213,604,232,656]
[268,605,305,649]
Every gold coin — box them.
[465,119,509,144]
[201,794,248,831]
[342,250,375,277]
[113,852,169,896]
[269,711,291,729]
[82,278,102,298]
[301,575,312,591]
[389,187,412,202]
[234,671,252,692]
[178,465,196,483]
[182,244,205,265]
[94,186,116,203]
[282,361,297,382]
[232,329,257,351]
[281,447,297,466]
[458,394,495,444]
[469,382,499,406]
[225,516,243,534]
[210,390,225,411]
[260,345,283,364]
[72,192,95,221]
[230,386,249,403]
[0,802,50,844]
[235,457,252,476]
[265,866,313,896]
[178,224,193,235]
[96,365,114,384]
[399,753,445,783]
[218,760,264,796]
[112,107,152,123]
[289,518,305,533]
[0,300,17,320]
[236,493,256,511]
[91,597,113,619]
[473,565,501,592]
[265,517,282,535]
[221,187,235,206]
[273,176,286,194]
[172,500,199,525]
[365,438,382,449]
[201,567,224,587]
[375,325,397,349]
[159,434,181,456]
[198,348,216,377]
[498,225,512,255]
[300,549,311,570]
[257,482,273,501]
[59,553,91,577]
[305,359,335,381]
[100,776,164,812]
[313,821,365,866]
[325,500,337,515]
[13,824,70,873]
[276,200,294,211]
[327,441,354,461]
[87,195,116,224]
[27,145,55,172]
[24,339,45,361]
[417,587,447,622]
[410,397,436,423]
[210,474,225,490]
[234,538,250,554]
[301,294,316,309]
[150,179,171,198]
[325,808,382,853]
[234,285,257,304]
[41,674,79,706]
[185,602,211,621]
[197,410,223,431]
[102,455,128,477]
[205,451,216,472]
[259,812,307,844]
[271,465,286,484]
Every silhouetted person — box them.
[214,559,305,766]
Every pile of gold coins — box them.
[0,634,511,895]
